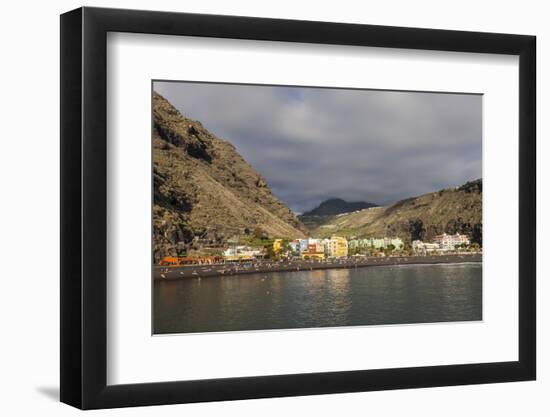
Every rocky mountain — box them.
[301,198,378,216]
[153,92,307,263]
[299,198,378,229]
[311,179,482,246]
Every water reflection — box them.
[154,263,482,334]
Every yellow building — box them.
[327,236,348,258]
[273,239,283,254]
[302,252,325,260]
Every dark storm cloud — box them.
[154,81,482,213]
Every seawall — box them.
[154,254,482,280]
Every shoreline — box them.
[154,254,482,280]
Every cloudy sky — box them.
[154,81,482,214]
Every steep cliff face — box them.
[153,92,306,262]
[311,179,482,245]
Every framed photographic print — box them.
[60,7,536,409]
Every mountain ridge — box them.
[310,179,482,245]
[298,198,379,230]
[153,92,307,262]
[301,198,378,217]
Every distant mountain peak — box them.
[301,199,378,217]
[305,178,483,246]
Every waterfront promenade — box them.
[154,254,482,280]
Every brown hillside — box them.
[153,92,306,262]
[311,179,482,245]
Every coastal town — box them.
[152,92,483,282]
[151,86,484,333]
[159,232,476,266]
[155,232,481,279]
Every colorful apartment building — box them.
[300,239,326,260]
[289,239,301,253]
[272,239,283,254]
[326,236,349,258]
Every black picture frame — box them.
[60,6,536,410]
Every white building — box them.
[412,240,440,254]
[349,237,404,251]
[223,245,264,260]
[432,233,470,251]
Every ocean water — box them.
[154,262,482,334]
